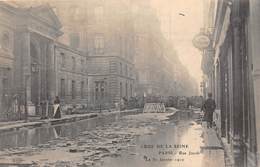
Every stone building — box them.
[83,0,135,109]
[1,0,137,112]
[0,2,15,119]
[48,0,136,109]
[202,0,260,166]
[55,42,88,107]
[0,2,88,119]
[132,2,197,98]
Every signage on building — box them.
[192,33,210,50]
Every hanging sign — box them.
[192,33,210,50]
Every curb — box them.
[0,109,142,134]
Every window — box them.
[81,59,84,72]
[70,6,80,21]
[100,82,105,98]
[61,53,65,68]
[125,39,128,58]
[129,67,132,77]
[120,62,123,75]
[94,6,104,23]
[72,80,76,99]
[72,57,76,71]
[2,78,8,95]
[125,82,128,98]
[95,82,99,100]
[81,81,84,98]
[1,32,10,50]
[125,65,128,76]
[60,79,65,98]
[120,82,122,98]
[85,57,88,72]
[130,84,133,97]
[94,35,104,54]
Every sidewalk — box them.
[192,109,225,166]
[0,113,98,133]
[201,123,225,167]
[0,109,141,134]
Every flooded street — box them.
[0,112,173,166]
[0,111,224,167]
[99,115,206,167]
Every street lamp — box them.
[24,74,30,122]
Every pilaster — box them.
[249,0,260,166]
[19,30,32,105]
[47,42,56,103]
[231,1,244,165]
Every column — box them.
[249,0,260,166]
[20,31,32,105]
[231,1,244,166]
[47,42,56,103]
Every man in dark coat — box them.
[201,93,216,128]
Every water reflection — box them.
[99,122,182,167]
[99,120,205,167]
[0,112,124,150]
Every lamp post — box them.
[24,74,30,122]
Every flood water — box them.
[0,112,133,150]
[0,110,215,167]
[97,111,207,167]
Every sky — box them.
[150,0,204,85]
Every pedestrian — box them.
[53,96,61,119]
[201,93,216,128]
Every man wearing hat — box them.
[201,93,216,128]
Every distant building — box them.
[132,3,197,98]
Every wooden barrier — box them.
[143,103,166,113]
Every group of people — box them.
[49,94,217,126]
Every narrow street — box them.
[0,0,259,166]
[0,110,225,167]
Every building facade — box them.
[55,43,88,108]
[0,2,88,119]
[202,0,260,166]
[84,0,135,109]
[132,2,197,98]
[46,0,136,109]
